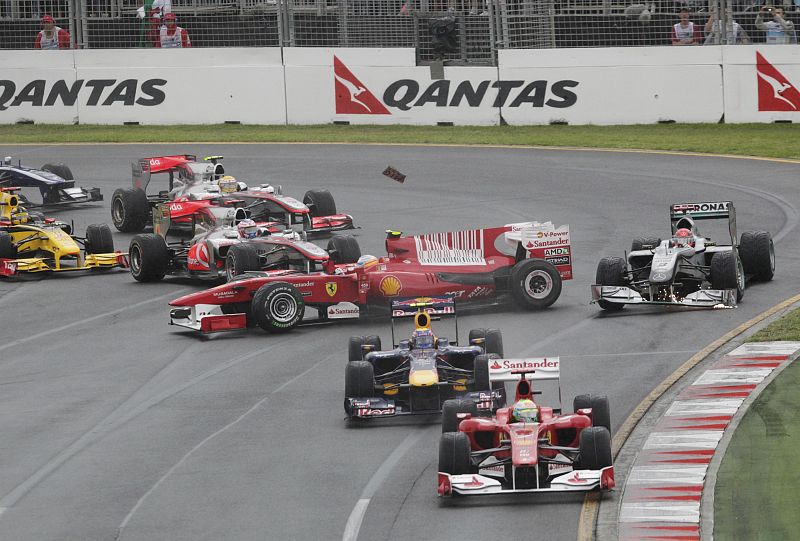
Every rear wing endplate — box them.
[670,201,736,243]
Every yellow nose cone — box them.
[409,370,438,387]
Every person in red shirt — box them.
[671,8,703,45]
[34,15,71,49]
[156,13,191,48]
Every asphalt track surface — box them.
[0,144,798,541]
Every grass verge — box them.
[714,358,800,541]
[746,308,800,342]
[2,124,800,160]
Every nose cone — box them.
[409,369,438,387]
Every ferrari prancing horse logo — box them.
[325,282,338,297]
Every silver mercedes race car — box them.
[591,201,775,310]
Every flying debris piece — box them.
[382,166,406,184]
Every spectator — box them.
[755,6,797,43]
[137,0,172,47]
[156,12,191,48]
[34,15,70,49]
[704,13,751,44]
[672,8,703,45]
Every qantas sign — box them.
[756,51,800,112]
[333,55,579,114]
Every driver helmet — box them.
[411,328,434,349]
[671,227,694,248]
[511,399,540,423]
[237,218,259,239]
[356,254,379,270]
[218,175,238,194]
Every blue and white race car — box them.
[0,157,102,207]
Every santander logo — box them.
[333,56,390,115]
[756,52,800,112]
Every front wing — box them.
[0,252,127,276]
[169,305,248,333]
[345,389,503,419]
[309,213,355,235]
[438,466,615,496]
[591,285,736,308]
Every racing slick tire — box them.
[345,360,375,399]
[252,281,305,333]
[84,224,114,254]
[303,189,337,217]
[129,234,169,282]
[327,235,361,265]
[468,328,504,357]
[0,231,17,259]
[739,230,775,282]
[442,399,479,434]
[578,426,613,471]
[473,354,492,393]
[573,394,611,432]
[348,335,382,362]
[439,432,471,475]
[595,256,627,312]
[710,250,745,302]
[225,244,261,281]
[510,259,562,309]
[111,188,150,233]
[630,236,661,252]
[41,163,74,181]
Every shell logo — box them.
[379,275,402,297]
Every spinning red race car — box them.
[437,357,615,497]
[111,154,354,236]
[168,220,573,334]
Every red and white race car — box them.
[110,154,354,236]
[168,220,573,333]
[437,357,615,497]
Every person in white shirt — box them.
[755,6,797,44]
[704,13,751,44]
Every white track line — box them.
[0,288,189,353]
[342,430,427,541]
[115,353,331,539]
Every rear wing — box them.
[670,201,736,243]
[390,295,457,347]
[488,357,560,382]
[132,155,197,192]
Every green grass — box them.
[714,359,800,541]
[3,124,800,160]
[747,308,800,342]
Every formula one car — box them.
[591,201,775,310]
[128,202,361,283]
[437,357,615,497]
[0,187,125,277]
[344,296,506,421]
[0,157,102,207]
[168,220,573,334]
[110,155,354,236]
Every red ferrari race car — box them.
[437,358,615,497]
[128,202,362,283]
[168,220,573,334]
[110,154,354,236]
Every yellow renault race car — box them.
[0,187,127,277]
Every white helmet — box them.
[237,218,259,239]
[218,175,238,194]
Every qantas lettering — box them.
[0,78,167,111]
[383,79,579,111]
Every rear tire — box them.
[225,243,261,281]
[0,231,17,258]
[630,236,661,252]
[41,163,73,180]
[595,256,627,311]
[345,360,375,399]
[303,189,337,217]
[85,224,114,254]
[112,188,150,233]
[739,230,775,282]
[710,251,744,302]
[252,281,305,333]
[468,328,504,357]
[442,398,478,433]
[129,234,169,282]
[574,394,611,432]
[348,335,382,362]
[439,432,471,475]
[510,259,562,309]
[578,427,613,470]
[327,235,361,264]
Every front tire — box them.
[510,259,562,309]
[225,243,261,281]
[85,224,114,254]
[739,230,775,282]
[595,256,627,311]
[710,251,744,302]
[129,234,169,282]
[578,427,613,470]
[303,189,337,217]
[439,432,472,475]
[252,282,305,333]
[345,360,375,399]
[0,231,17,258]
[112,188,150,233]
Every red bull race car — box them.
[437,357,615,497]
[110,154,354,236]
[168,220,573,334]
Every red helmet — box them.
[672,228,694,248]
[675,228,692,237]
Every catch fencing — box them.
[1,0,796,64]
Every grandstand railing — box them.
[1,0,795,63]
